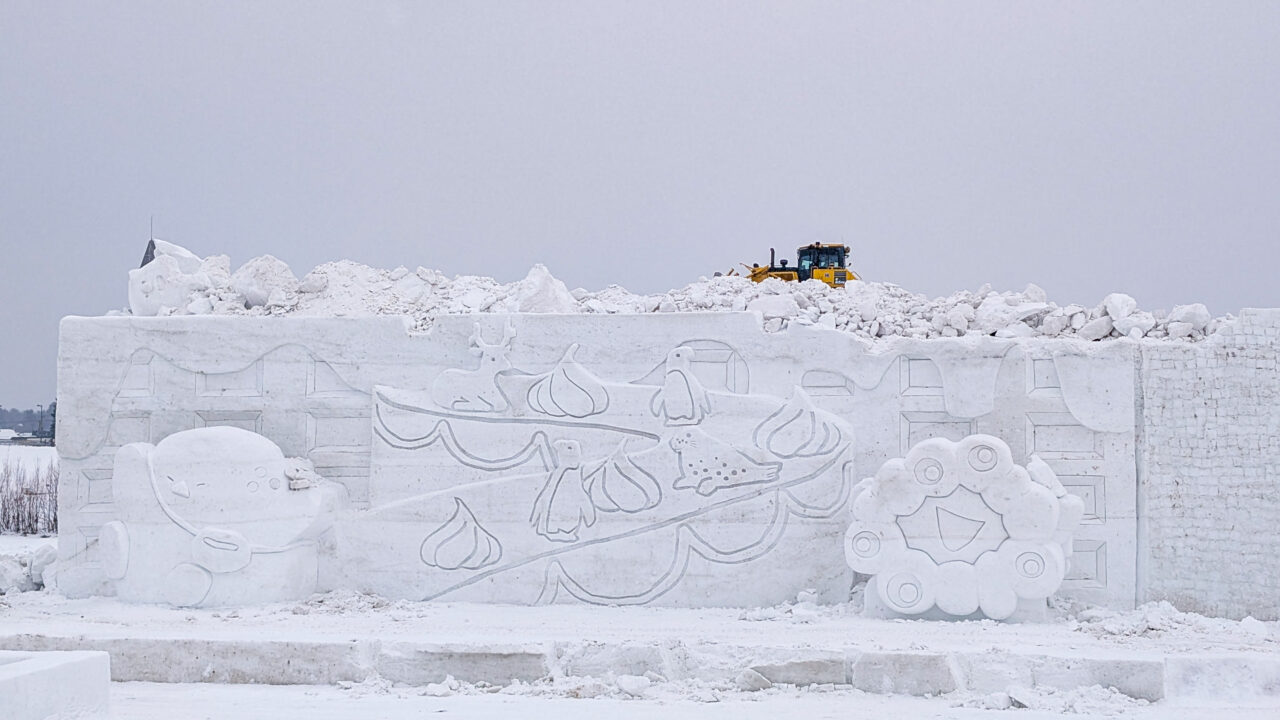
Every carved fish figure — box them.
[650,346,710,426]
[669,427,782,496]
[530,439,597,542]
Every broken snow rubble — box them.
[125,240,1226,341]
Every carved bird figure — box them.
[650,346,711,426]
[669,427,782,496]
[530,439,597,542]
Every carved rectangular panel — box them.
[307,410,371,453]
[106,413,151,446]
[1066,539,1108,588]
[1059,475,1105,524]
[197,363,263,397]
[1026,413,1102,460]
[900,411,975,452]
[118,357,154,397]
[77,526,101,565]
[197,410,263,433]
[900,358,944,395]
[1027,358,1062,396]
[82,469,113,507]
[801,370,855,396]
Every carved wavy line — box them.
[67,343,368,461]
[374,407,553,472]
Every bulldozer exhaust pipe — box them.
[769,247,776,268]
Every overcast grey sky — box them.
[2,1,1279,409]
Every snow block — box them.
[0,650,110,720]
[848,651,961,695]
[376,642,549,685]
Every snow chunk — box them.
[232,255,299,308]
[1169,303,1211,332]
[515,264,578,314]
[747,294,801,320]
[1103,293,1138,320]
[615,674,651,697]
[734,668,773,691]
[1078,316,1115,341]
[1113,310,1156,338]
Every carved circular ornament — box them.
[845,434,1085,620]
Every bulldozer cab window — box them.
[815,249,844,269]
[799,247,845,271]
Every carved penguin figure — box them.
[650,346,711,426]
[530,439,597,542]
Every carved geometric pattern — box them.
[1025,412,1102,460]
[846,435,1085,620]
[898,487,1007,565]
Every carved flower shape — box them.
[845,435,1084,620]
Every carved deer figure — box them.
[430,321,516,412]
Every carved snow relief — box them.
[366,336,855,606]
[99,426,346,607]
[845,435,1084,620]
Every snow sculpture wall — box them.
[1139,309,1280,620]
[56,313,1139,608]
[846,435,1084,619]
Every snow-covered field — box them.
[0,445,56,474]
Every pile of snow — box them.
[0,536,56,595]
[955,685,1150,714]
[123,241,1229,341]
[1072,601,1276,643]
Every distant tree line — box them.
[0,402,56,437]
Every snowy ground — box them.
[107,681,1280,720]
[3,582,1277,717]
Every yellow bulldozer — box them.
[735,243,861,288]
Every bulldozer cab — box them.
[796,243,856,287]
[797,244,845,275]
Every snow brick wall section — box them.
[1139,309,1280,621]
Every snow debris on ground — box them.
[122,241,1231,342]
[1071,601,1277,644]
[956,685,1151,714]
[0,535,56,595]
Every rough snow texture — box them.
[1139,309,1280,620]
[122,241,1229,343]
[0,537,57,595]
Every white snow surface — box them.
[123,242,1230,341]
[3,590,1278,716]
[0,446,56,474]
[107,681,1280,720]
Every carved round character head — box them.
[553,439,582,468]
